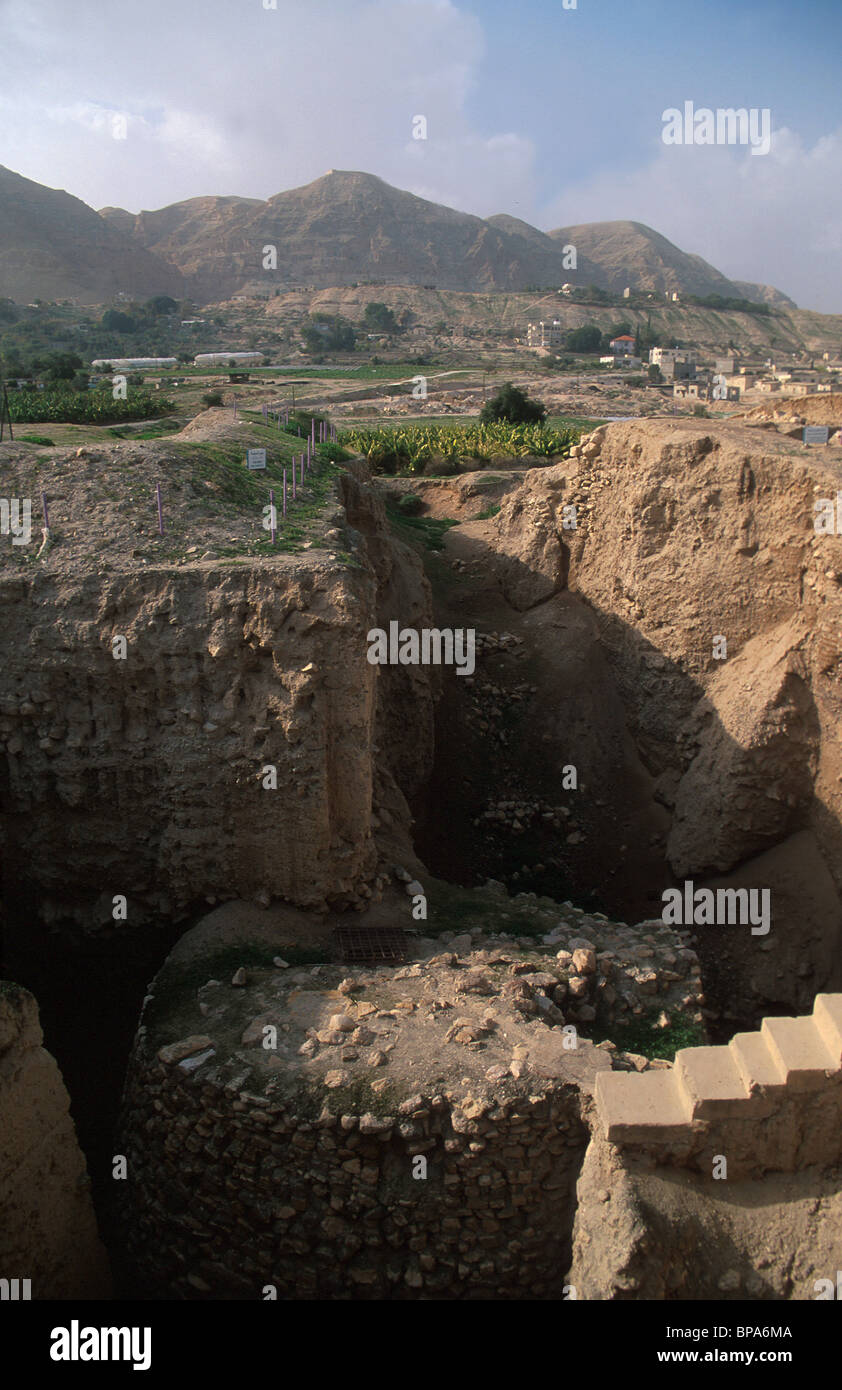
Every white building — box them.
[193,352,264,366]
[90,357,177,370]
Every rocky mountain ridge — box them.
[0,163,795,307]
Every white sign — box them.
[247,448,267,470]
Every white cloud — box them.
[0,0,837,309]
[540,125,842,310]
[0,0,532,217]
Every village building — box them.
[526,320,564,348]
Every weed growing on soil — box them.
[591,1009,707,1061]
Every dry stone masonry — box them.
[116,904,702,1298]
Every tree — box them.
[480,382,546,426]
[146,296,178,316]
[101,308,136,333]
[40,351,83,381]
[301,314,356,353]
[566,324,602,353]
[363,302,398,335]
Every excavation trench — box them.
[397,472,842,1043]
[409,505,676,927]
[5,423,842,1297]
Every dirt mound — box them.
[737,392,842,427]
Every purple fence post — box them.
[283,469,287,516]
[41,492,49,529]
[233,396,237,418]
[300,456,305,488]
[306,438,311,469]
[292,463,296,500]
[262,403,268,422]
[269,488,276,545]
[156,483,164,535]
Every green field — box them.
[339,418,583,474]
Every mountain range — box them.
[0,164,795,309]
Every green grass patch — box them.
[17,433,55,446]
[141,942,331,1048]
[591,1009,707,1061]
[109,420,181,441]
[476,504,501,520]
[546,414,607,430]
[385,502,459,551]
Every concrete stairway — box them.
[594,994,842,1173]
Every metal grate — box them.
[334,925,408,964]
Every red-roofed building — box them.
[610,335,636,356]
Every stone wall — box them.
[118,1057,587,1300]
[113,885,706,1299]
[0,983,111,1299]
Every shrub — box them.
[480,382,546,426]
[202,391,224,407]
[7,389,174,425]
[397,492,424,515]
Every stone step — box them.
[729,1029,787,1097]
[813,994,842,1069]
[674,1044,752,1118]
[595,1069,693,1144]
[761,1015,838,1091]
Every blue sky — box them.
[461,0,842,212]
[2,0,841,309]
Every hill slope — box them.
[0,165,184,305]
[548,219,796,307]
[102,170,584,298]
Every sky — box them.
[2,0,841,309]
